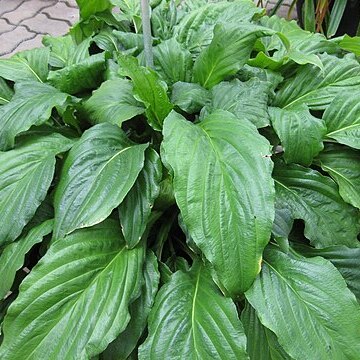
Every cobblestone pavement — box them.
[0,0,296,58]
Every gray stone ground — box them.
[0,0,296,57]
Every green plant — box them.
[0,0,359,359]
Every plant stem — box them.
[140,0,154,68]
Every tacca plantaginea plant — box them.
[0,0,360,359]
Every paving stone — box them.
[42,1,78,24]
[5,0,57,25]
[0,18,15,33]
[0,25,35,56]
[21,12,70,35]
[7,33,43,55]
[0,0,25,17]
[59,0,78,9]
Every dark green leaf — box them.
[76,0,113,19]
[53,123,147,239]
[246,246,360,360]
[0,78,13,105]
[84,78,145,126]
[0,133,74,246]
[119,148,162,248]
[327,0,347,38]
[162,110,274,295]
[0,220,53,300]
[273,161,360,248]
[138,262,248,359]
[0,81,71,150]
[0,220,145,359]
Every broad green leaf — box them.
[42,35,91,68]
[269,105,326,166]
[47,53,106,94]
[138,262,248,360]
[273,161,360,248]
[162,110,274,295]
[153,38,193,85]
[241,302,291,360]
[118,55,173,130]
[112,31,144,54]
[339,35,360,56]
[0,220,145,360]
[175,0,265,55]
[84,78,145,126]
[323,91,360,149]
[246,246,360,360]
[192,24,275,89]
[0,48,49,83]
[293,243,360,301]
[207,78,272,128]
[171,82,210,113]
[54,123,147,239]
[0,81,71,150]
[151,0,177,40]
[274,54,360,110]
[93,29,122,53]
[0,133,74,246]
[76,0,113,19]
[316,144,360,209]
[101,251,159,360]
[0,220,53,300]
[119,149,162,248]
[0,78,13,105]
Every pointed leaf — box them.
[269,105,326,166]
[47,53,106,94]
[162,110,274,295]
[0,219,53,300]
[241,302,291,360]
[138,263,248,360]
[54,123,147,239]
[102,251,160,360]
[0,220,144,360]
[0,78,13,105]
[0,48,49,83]
[0,81,71,150]
[273,161,360,248]
[0,133,74,246]
[323,91,360,149]
[274,54,360,110]
[192,24,275,89]
[118,55,173,130]
[84,78,145,126]
[119,148,162,248]
[246,246,360,360]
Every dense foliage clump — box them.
[0,0,359,359]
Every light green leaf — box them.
[0,48,49,83]
[47,53,106,94]
[339,35,360,56]
[192,24,275,89]
[54,123,147,239]
[274,54,360,110]
[101,251,159,360]
[246,246,360,360]
[76,0,113,19]
[207,78,272,128]
[112,30,144,53]
[269,105,326,166]
[138,262,248,360]
[316,144,360,209]
[0,133,74,247]
[323,91,360,149]
[0,81,71,150]
[241,302,291,360]
[293,243,360,301]
[162,110,274,295]
[273,161,360,248]
[84,78,145,126]
[0,219,53,300]
[0,78,13,105]
[153,38,193,85]
[0,220,145,360]
[119,148,162,248]
[118,55,173,130]
[171,82,210,113]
